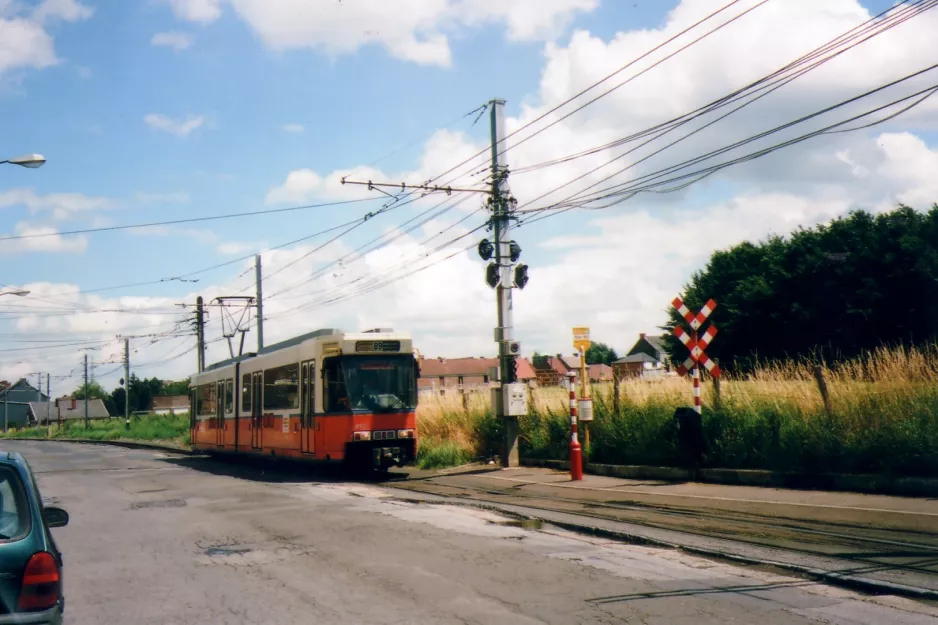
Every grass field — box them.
[4,344,935,476]
[0,413,190,447]
[416,344,938,475]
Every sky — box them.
[1,0,937,394]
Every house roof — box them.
[418,357,536,380]
[151,395,189,410]
[615,352,659,364]
[0,378,46,400]
[645,335,666,354]
[35,399,110,420]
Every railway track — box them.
[389,474,938,598]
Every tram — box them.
[188,328,418,470]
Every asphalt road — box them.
[6,440,938,625]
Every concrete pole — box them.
[84,353,89,430]
[124,338,130,431]
[196,297,205,373]
[255,254,264,352]
[490,98,519,469]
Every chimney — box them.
[640,333,646,339]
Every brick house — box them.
[417,356,537,396]
[534,354,613,387]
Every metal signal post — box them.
[479,99,531,468]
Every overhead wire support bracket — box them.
[340,177,491,196]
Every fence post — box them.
[813,364,832,417]
[713,358,721,411]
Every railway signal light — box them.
[509,241,521,262]
[514,264,529,289]
[485,262,500,288]
[478,239,494,261]
[505,356,519,383]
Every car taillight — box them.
[18,552,60,612]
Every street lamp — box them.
[0,154,45,169]
[0,290,30,297]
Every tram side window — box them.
[225,379,234,413]
[241,374,251,412]
[323,358,349,412]
[197,384,216,416]
[263,363,299,410]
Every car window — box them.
[0,466,30,541]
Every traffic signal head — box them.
[485,262,500,288]
[478,239,494,261]
[509,241,522,263]
[505,357,519,383]
[514,264,529,289]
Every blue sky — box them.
[2,0,936,388]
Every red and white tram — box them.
[189,328,418,470]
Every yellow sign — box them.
[573,326,591,352]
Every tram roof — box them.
[202,327,402,372]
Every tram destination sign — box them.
[355,340,402,353]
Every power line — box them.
[518,73,938,227]
[0,197,381,242]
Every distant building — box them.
[534,354,614,387]
[417,356,537,396]
[0,379,49,429]
[150,395,190,415]
[613,333,670,379]
[34,397,111,422]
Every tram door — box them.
[215,380,225,448]
[251,371,263,449]
[300,360,315,454]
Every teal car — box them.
[0,451,68,624]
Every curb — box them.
[521,458,938,497]
[0,438,195,455]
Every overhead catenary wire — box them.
[518,73,938,227]
[510,0,930,178]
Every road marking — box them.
[473,476,938,518]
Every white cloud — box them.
[0,0,90,76]
[0,222,87,254]
[75,65,91,78]
[283,123,304,133]
[0,17,56,73]
[144,113,206,137]
[265,168,322,205]
[217,240,262,255]
[161,0,222,24]
[163,0,597,67]
[0,188,113,220]
[151,31,194,51]
[32,0,93,23]
[135,191,190,204]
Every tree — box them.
[585,342,618,366]
[532,352,549,368]
[73,381,108,400]
[160,378,190,396]
[661,204,938,372]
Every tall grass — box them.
[416,344,938,476]
[0,413,190,447]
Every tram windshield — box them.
[324,355,417,412]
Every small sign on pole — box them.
[572,327,591,352]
